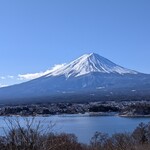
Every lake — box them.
[0,115,150,144]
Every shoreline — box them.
[1,112,150,118]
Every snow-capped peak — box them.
[46,53,138,78]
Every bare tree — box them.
[0,117,85,150]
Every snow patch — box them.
[96,87,105,90]
[132,90,136,92]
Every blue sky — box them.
[0,0,150,87]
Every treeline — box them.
[0,118,150,150]
[120,103,150,116]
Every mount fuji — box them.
[46,53,138,77]
[0,53,150,103]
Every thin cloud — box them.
[7,75,14,79]
[51,64,66,71]
[0,64,66,85]
[0,76,14,80]
[18,63,66,80]
[0,83,8,88]
[0,76,6,80]
[18,71,49,80]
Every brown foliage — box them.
[0,118,150,150]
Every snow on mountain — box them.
[46,53,138,78]
[0,53,150,103]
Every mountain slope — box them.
[46,53,138,78]
[0,53,150,104]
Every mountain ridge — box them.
[0,53,150,104]
[45,53,138,78]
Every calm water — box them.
[0,115,150,143]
